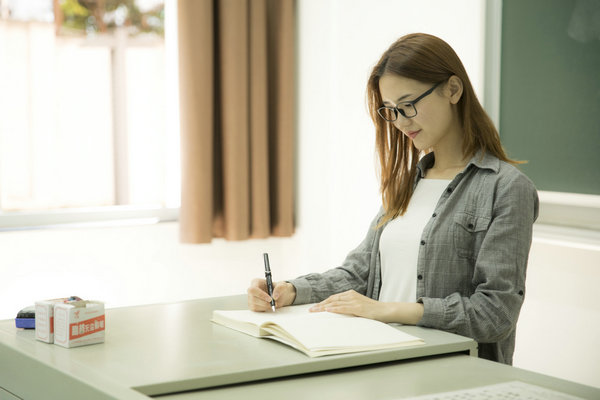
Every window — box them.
[0,0,180,229]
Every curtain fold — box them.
[178,0,295,243]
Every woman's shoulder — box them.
[466,152,539,219]
[496,158,536,190]
[471,151,536,190]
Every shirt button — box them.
[446,187,453,194]
[432,213,437,218]
[417,274,423,280]
[518,290,524,296]
[420,240,426,245]
[468,223,474,229]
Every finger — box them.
[248,278,272,300]
[309,289,358,312]
[247,279,276,312]
[310,298,342,312]
[247,292,275,312]
[309,295,336,312]
[310,301,345,314]
[250,278,267,291]
[324,304,355,316]
[248,300,270,312]
[247,294,262,312]
[247,285,273,303]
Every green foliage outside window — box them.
[58,0,164,36]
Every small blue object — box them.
[16,306,35,329]
[16,318,35,329]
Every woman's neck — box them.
[426,130,469,179]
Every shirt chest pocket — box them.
[453,212,491,260]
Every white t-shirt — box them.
[378,179,450,303]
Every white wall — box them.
[515,226,600,388]
[295,0,486,272]
[1,0,599,390]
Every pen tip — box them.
[272,306,276,312]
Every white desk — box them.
[2,296,597,399]
[0,295,475,399]
[157,354,600,400]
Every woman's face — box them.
[378,74,459,152]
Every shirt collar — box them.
[416,152,435,178]
[416,149,500,178]
[466,149,500,173]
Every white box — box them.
[35,298,70,343]
[53,301,105,348]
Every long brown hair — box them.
[367,33,516,225]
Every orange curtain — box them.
[178,0,295,243]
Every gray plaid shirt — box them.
[290,151,539,365]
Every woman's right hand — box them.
[247,278,296,312]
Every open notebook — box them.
[211,304,424,357]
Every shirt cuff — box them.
[288,278,313,305]
[417,296,445,328]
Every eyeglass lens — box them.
[377,103,417,122]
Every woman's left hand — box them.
[309,290,425,325]
[309,290,383,320]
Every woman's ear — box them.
[445,75,463,104]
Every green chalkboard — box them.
[500,0,600,195]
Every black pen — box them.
[263,253,276,312]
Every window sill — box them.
[0,206,179,231]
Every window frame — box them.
[0,1,179,231]
[0,206,179,231]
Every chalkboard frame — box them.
[483,0,600,231]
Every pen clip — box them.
[263,253,271,272]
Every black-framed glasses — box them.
[377,82,442,122]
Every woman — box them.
[247,33,539,365]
